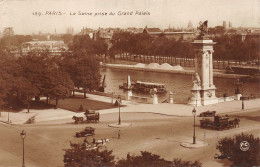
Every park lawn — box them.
[49,95,117,112]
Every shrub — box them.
[64,142,202,167]
[216,133,260,167]
[78,104,83,111]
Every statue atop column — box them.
[188,21,218,106]
[197,20,208,38]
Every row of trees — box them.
[0,53,74,111]
[109,32,260,64]
[0,35,107,111]
[64,148,202,167]
[213,35,259,62]
[109,32,194,60]
[63,133,260,167]
[1,31,258,65]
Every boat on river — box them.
[119,81,166,93]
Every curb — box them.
[108,123,132,128]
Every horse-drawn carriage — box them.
[84,110,100,123]
[72,110,100,124]
[199,110,216,117]
[200,115,240,130]
[75,127,95,138]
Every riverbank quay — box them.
[0,92,259,125]
[104,63,252,79]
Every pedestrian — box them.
[118,130,121,139]
[127,153,131,159]
[93,138,96,144]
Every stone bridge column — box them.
[209,50,214,87]
[189,38,218,106]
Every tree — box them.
[0,53,39,111]
[18,53,51,98]
[18,52,74,106]
[110,31,133,55]
[12,77,39,112]
[61,53,101,99]
[216,133,260,167]
[0,70,13,107]
[116,152,201,167]
[74,56,101,98]
[61,34,74,45]
[172,158,202,167]
[61,35,102,98]
[64,145,115,167]
[64,145,202,167]
[116,151,173,167]
[48,69,74,108]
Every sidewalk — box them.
[83,92,260,116]
[98,98,260,117]
[0,92,259,125]
[0,108,83,125]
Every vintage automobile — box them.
[200,115,240,130]
[199,110,216,117]
[75,127,95,138]
[84,110,100,123]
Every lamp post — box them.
[118,95,121,125]
[20,130,26,167]
[8,106,12,123]
[234,78,245,110]
[234,78,240,95]
[241,83,244,110]
[192,108,196,144]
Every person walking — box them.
[118,130,121,139]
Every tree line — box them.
[0,35,107,111]
[1,30,259,65]
[109,31,260,64]
[64,148,202,167]
[109,32,194,61]
[64,132,260,167]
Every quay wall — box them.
[104,64,252,79]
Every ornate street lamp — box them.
[118,95,121,125]
[234,78,241,95]
[20,130,26,167]
[192,108,196,144]
[241,83,244,110]
[234,78,245,110]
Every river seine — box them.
[101,68,260,103]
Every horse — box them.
[233,118,240,128]
[228,120,235,128]
[94,138,110,145]
[72,116,84,124]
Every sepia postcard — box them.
[0,0,259,167]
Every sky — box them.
[0,0,259,34]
